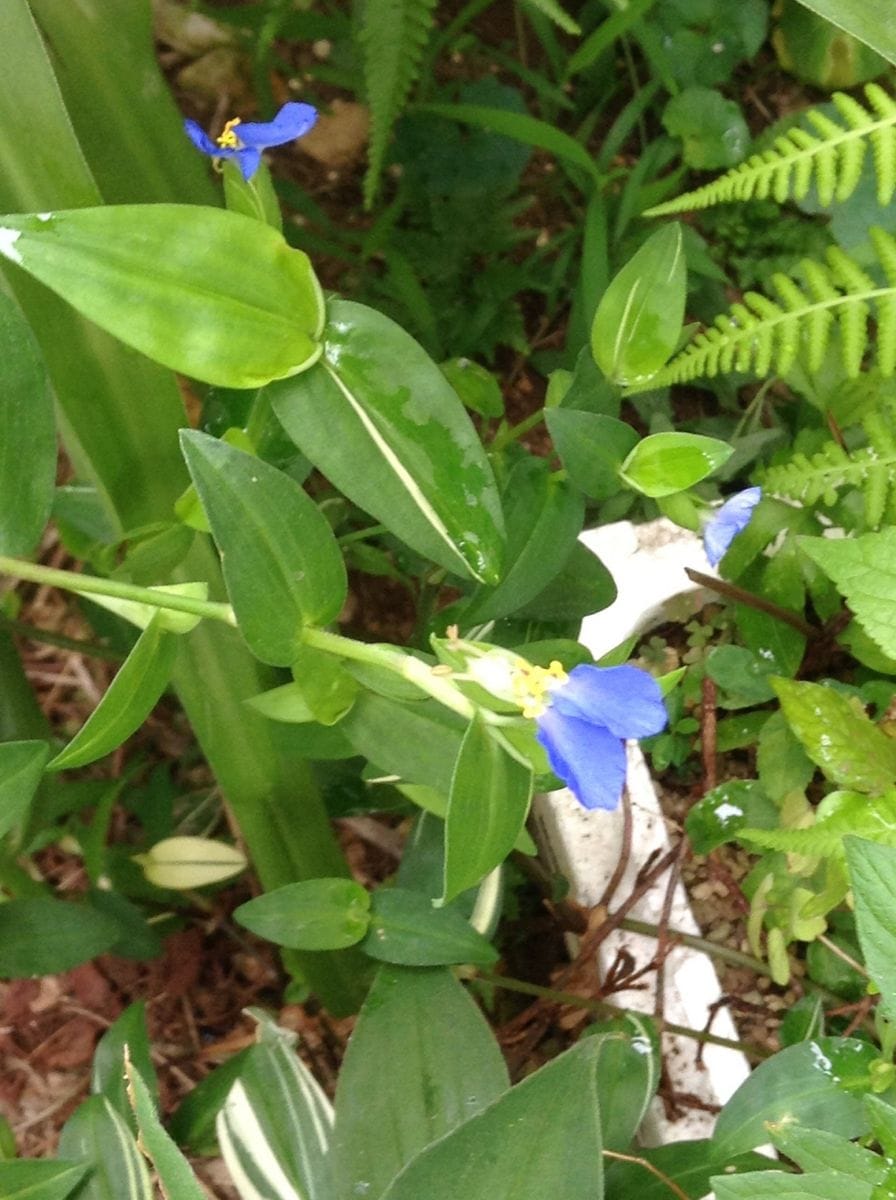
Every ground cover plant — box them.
[3,0,896,1196]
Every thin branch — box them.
[685,567,816,638]
[602,1149,692,1200]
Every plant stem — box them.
[477,972,771,1060]
[490,407,545,452]
[1,615,125,663]
[685,567,816,638]
[0,555,235,626]
[302,626,479,720]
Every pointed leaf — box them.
[363,887,498,965]
[217,1035,334,1200]
[845,837,896,1021]
[0,206,324,388]
[92,1002,157,1127]
[0,291,54,555]
[620,431,733,498]
[0,898,120,977]
[124,1058,207,1200]
[58,1095,154,1200]
[0,739,49,841]
[443,715,533,904]
[331,965,510,1200]
[234,878,371,950]
[592,223,686,385]
[379,1038,604,1200]
[180,430,347,665]
[0,1160,91,1200]
[47,615,177,771]
[271,300,505,584]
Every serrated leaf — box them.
[271,300,505,584]
[180,430,346,666]
[845,837,896,1021]
[772,677,896,793]
[46,615,176,770]
[0,206,324,388]
[800,531,896,661]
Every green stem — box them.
[337,523,389,546]
[0,555,235,626]
[302,626,480,720]
[490,407,545,452]
[1,615,124,663]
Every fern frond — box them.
[760,395,896,528]
[647,82,896,216]
[358,0,438,209]
[626,229,896,394]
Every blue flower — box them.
[514,662,667,811]
[184,101,318,181]
[703,486,762,567]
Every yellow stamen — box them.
[511,660,568,719]
[216,118,243,149]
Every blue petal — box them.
[183,119,219,157]
[703,486,762,567]
[551,664,667,740]
[236,102,318,149]
[236,147,262,180]
[536,710,628,811]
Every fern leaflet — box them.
[647,82,896,216]
[625,228,896,395]
[761,397,896,528]
[358,0,438,208]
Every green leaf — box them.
[124,1060,207,1200]
[705,645,777,707]
[685,779,778,854]
[92,1003,157,1127]
[341,693,466,796]
[58,1096,153,1200]
[713,1171,872,1199]
[712,1037,883,1158]
[464,457,584,623]
[772,1123,888,1184]
[0,291,54,556]
[591,223,686,386]
[443,715,532,904]
[233,878,371,951]
[331,965,510,1200]
[363,887,498,966]
[0,1160,91,1200]
[0,898,120,977]
[378,1037,604,1200]
[800,532,896,661]
[47,615,177,771]
[0,206,324,388]
[216,1024,333,1200]
[604,1141,776,1200]
[662,87,750,170]
[588,1015,660,1151]
[620,431,733,498]
[180,431,347,666]
[0,739,48,841]
[271,299,505,584]
[758,710,816,802]
[514,540,616,621]
[789,0,896,66]
[545,410,638,502]
[772,678,896,794]
[168,1048,253,1155]
[845,837,896,1021]
[440,358,503,418]
[415,103,600,182]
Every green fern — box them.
[357,0,438,209]
[625,228,896,394]
[647,82,896,216]
[761,399,896,528]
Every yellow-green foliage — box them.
[627,228,896,394]
[647,82,896,215]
